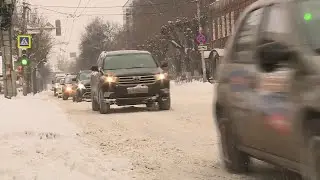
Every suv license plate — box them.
[127,85,148,94]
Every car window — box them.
[232,8,264,63]
[235,8,264,53]
[259,4,290,44]
[103,53,158,70]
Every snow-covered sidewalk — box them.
[0,94,132,180]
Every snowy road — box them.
[0,82,293,179]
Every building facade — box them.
[209,0,257,48]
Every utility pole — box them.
[0,0,17,98]
[196,0,207,82]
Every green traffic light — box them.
[304,13,312,21]
[21,59,28,65]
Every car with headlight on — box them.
[61,74,76,100]
[53,75,66,96]
[90,50,170,114]
[72,70,92,102]
[56,78,65,98]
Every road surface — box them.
[0,82,294,179]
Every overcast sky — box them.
[27,0,128,66]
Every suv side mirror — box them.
[160,61,168,68]
[257,41,292,71]
[258,42,291,63]
[91,66,98,71]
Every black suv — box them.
[72,70,91,102]
[90,50,170,114]
[215,0,320,179]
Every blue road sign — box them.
[196,33,206,44]
[17,35,32,49]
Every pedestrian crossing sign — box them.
[17,35,32,49]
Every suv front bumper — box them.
[101,81,170,105]
[79,88,91,99]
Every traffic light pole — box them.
[21,1,30,95]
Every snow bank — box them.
[0,95,132,180]
[0,94,77,134]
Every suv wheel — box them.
[99,90,110,114]
[146,102,157,111]
[76,91,82,102]
[91,95,99,111]
[100,102,111,114]
[159,97,171,110]
[219,120,250,173]
[62,94,68,100]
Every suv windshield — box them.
[298,1,320,52]
[55,77,64,83]
[103,53,157,70]
[79,73,90,80]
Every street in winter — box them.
[0,82,290,179]
[0,0,318,179]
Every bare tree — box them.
[125,0,215,78]
[77,17,120,70]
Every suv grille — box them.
[118,75,156,85]
[85,85,91,92]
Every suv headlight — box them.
[66,86,72,91]
[155,73,168,80]
[103,76,117,83]
[78,83,85,89]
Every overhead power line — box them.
[33,12,169,16]
[24,1,194,9]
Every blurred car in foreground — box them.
[215,0,320,179]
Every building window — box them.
[231,11,235,33]
[212,20,216,40]
[217,17,221,39]
[221,15,226,37]
[226,13,230,36]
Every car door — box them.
[254,3,300,162]
[227,7,266,148]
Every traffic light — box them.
[20,49,29,66]
[55,20,61,36]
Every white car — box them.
[53,76,65,96]
[56,79,64,98]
